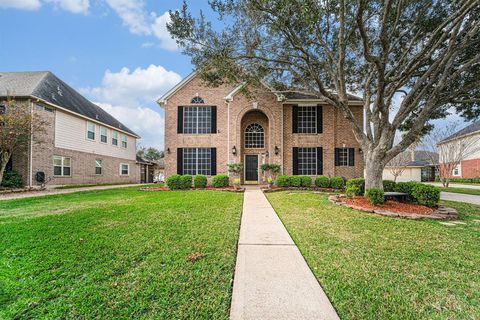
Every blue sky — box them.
[0,0,214,150]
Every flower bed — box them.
[329,195,458,220]
[140,186,245,193]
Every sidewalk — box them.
[230,188,339,320]
[0,184,146,201]
[441,192,480,205]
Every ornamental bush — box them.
[394,181,418,198]
[412,184,440,207]
[181,175,193,189]
[166,174,183,190]
[300,176,312,187]
[315,176,330,188]
[276,175,291,187]
[1,170,24,188]
[194,175,207,188]
[365,188,385,205]
[212,174,229,188]
[330,176,346,189]
[382,180,396,192]
[345,178,365,195]
[345,184,360,197]
[290,176,302,187]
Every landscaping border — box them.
[329,195,458,220]
[261,187,343,193]
[140,187,246,193]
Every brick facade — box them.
[162,74,364,183]
[459,159,480,178]
[8,100,139,186]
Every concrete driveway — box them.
[441,192,480,205]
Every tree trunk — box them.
[0,152,10,186]
[364,152,385,190]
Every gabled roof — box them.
[157,70,364,107]
[439,121,480,144]
[0,71,138,137]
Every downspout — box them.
[29,101,34,187]
[281,104,284,175]
[226,99,231,168]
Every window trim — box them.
[53,155,71,177]
[453,164,461,176]
[120,163,130,176]
[100,127,108,144]
[86,121,96,141]
[121,134,127,148]
[95,159,103,175]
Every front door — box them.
[245,155,259,183]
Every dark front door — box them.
[245,155,259,182]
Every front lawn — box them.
[0,188,243,319]
[267,191,480,320]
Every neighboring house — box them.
[157,72,364,184]
[437,121,480,178]
[383,150,438,182]
[0,71,140,187]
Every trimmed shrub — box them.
[365,188,385,205]
[412,184,440,207]
[1,170,24,188]
[166,174,183,190]
[212,174,229,188]
[180,175,193,189]
[315,176,330,188]
[194,175,207,188]
[290,176,302,187]
[346,178,365,195]
[330,176,346,189]
[276,175,291,187]
[300,176,312,187]
[345,184,360,197]
[383,180,396,192]
[394,181,417,198]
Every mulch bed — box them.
[140,186,245,193]
[329,195,458,220]
[0,187,40,195]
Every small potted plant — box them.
[228,163,244,190]
[267,177,274,190]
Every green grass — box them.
[0,188,243,319]
[267,191,480,320]
[440,187,480,196]
[54,182,140,189]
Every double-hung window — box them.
[112,131,118,146]
[121,134,127,148]
[87,121,95,140]
[293,147,323,176]
[293,105,322,134]
[120,163,129,176]
[182,148,213,176]
[100,127,108,143]
[53,156,71,176]
[183,106,212,134]
[335,148,355,166]
[95,160,102,175]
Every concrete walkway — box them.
[230,189,339,320]
[0,183,146,201]
[441,192,480,205]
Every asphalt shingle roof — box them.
[440,121,480,143]
[0,71,138,137]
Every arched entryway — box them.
[240,110,269,184]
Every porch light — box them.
[359,148,363,154]
[232,145,237,155]
[266,151,269,157]
[167,148,171,154]
[275,146,280,155]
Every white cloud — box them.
[96,102,164,149]
[83,64,181,105]
[151,11,178,51]
[0,0,41,10]
[104,0,151,35]
[46,0,90,14]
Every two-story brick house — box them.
[0,71,140,187]
[158,72,364,183]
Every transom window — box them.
[244,123,265,148]
[112,131,118,146]
[298,148,317,175]
[298,106,317,133]
[183,148,212,175]
[191,96,205,104]
[95,160,102,175]
[100,127,107,143]
[53,156,71,177]
[184,106,212,134]
[87,121,95,140]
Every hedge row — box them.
[437,177,480,184]
[276,175,346,189]
[395,181,440,207]
[166,174,229,189]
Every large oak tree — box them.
[168,0,480,189]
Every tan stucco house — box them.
[0,71,140,187]
[158,72,364,183]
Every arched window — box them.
[245,123,264,148]
[191,96,204,104]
